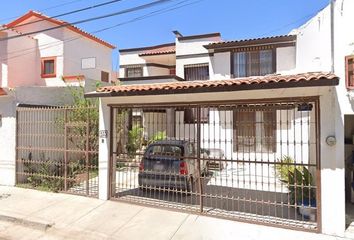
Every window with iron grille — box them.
[233,109,276,152]
[101,71,109,82]
[184,108,209,124]
[232,49,274,78]
[125,66,143,78]
[346,55,354,89]
[184,63,209,81]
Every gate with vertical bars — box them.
[109,97,321,231]
[16,105,99,197]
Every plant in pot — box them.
[276,156,316,221]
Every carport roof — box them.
[85,72,339,98]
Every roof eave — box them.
[85,77,339,99]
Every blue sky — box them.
[0,0,330,69]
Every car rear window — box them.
[146,145,183,157]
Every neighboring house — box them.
[0,11,115,186]
[0,10,115,88]
[87,0,354,238]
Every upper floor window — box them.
[41,57,56,78]
[346,55,354,89]
[232,49,274,78]
[184,63,209,81]
[125,66,143,78]
[101,71,109,82]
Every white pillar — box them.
[98,98,111,200]
[320,88,346,236]
[0,97,16,186]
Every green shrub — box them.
[127,126,144,156]
[276,156,315,204]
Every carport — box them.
[85,72,340,233]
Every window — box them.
[346,55,354,89]
[101,71,109,82]
[232,49,274,78]
[81,57,96,69]
[41,57,56,78]
[125,66,143,78]
[233,109,276,152]
[184,108,209,124]
[184,63,209,81]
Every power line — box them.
[1,0,199,62]
[256,5,327,38]
[0,0,85,23]
[0,0,126,31]
[1,0,173,41]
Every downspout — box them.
[330,0,335,73]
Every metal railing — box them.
[109,98,320,231]
[16,106,99,197]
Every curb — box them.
[0,214,54,231]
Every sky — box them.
[0,0,330,70]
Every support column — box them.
[98,99,111,200]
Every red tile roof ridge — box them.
[5,10,115,49]
[97,72,338,94]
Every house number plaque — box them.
[99,130,108,138]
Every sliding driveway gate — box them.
[110,98,321,231]
[16,106,99,197]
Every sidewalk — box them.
[0,186,351,240]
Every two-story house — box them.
[88,31,340,233]
[1,11,115,89]
[86,1,354,237]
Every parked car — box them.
[138,140,207,191]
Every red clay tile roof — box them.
[90,72,338,97]
[139,44,176,56]
[205,35,296,49]
[0,88,7,96]
[5,11,115,49]
[120,43,175,55]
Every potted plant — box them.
[276,156,316,220]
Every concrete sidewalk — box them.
[0,186,351,240]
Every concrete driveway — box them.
[0,186,351,240]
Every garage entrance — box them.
[109,98,320,231]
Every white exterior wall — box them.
[294,6,332,73]
[175,36,220,79]
[119,52,173,78]
[0,30,40,87]
[146,66,170,76]
[12,15,113,86]
[293,1,354,236]
[276,46,296,74]
[0,96,16,186]
[14,18,65,86]
[63,30,113,82]
[211,52,231,80]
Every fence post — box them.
[86,107,90,196]
[196,106,203,213]
[64,109,68,192]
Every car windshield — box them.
[147,145,183,157]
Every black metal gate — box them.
[16,106,99,197]
[109,97,321,231]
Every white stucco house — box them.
[82,0,354,237]
[0,11,115,186]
